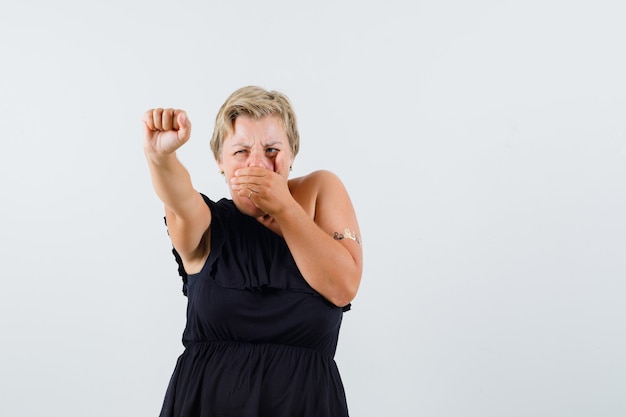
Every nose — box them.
[247,147,272,169]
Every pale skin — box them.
[143,108,362,307]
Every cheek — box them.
[274,153,292,173]
[223,157,244,172]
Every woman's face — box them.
[218,114,294,211]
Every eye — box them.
[266,148,279,154]
[234,149,248,155]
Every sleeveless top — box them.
[158,194,351,417]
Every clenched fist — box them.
[143,108,192,156]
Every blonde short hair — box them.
[210,86,300,161]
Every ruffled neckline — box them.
[168,194,350,312]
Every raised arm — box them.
[143,108,211,272]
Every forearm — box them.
[276,204,361,307]
[145,151,197,218]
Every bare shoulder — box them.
[288,170,347,219]
[289,169,344,192]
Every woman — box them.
[143,86,363,417]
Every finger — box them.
[230,173,258,190]
[236,166,268,178]
[162,108,174,131]
[176,110,191,142]
[173,110,187,130]
[152,108,163,130]
[231,174,257,190]
[142,110,155,130]
[273,158,281,176]
[234,188,253,198]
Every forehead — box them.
[227,114,287,143]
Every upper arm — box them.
[164,192,212,271]
[311,170,363,273]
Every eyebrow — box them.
[230,140,283,148]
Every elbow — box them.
[328,277,361,309]
[331,296,355,310]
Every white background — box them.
[1,1,625,416]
